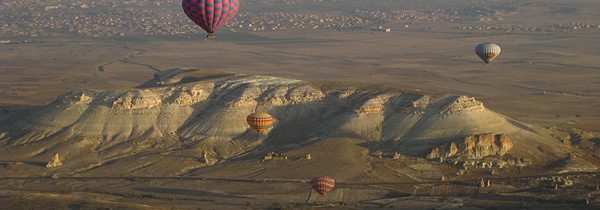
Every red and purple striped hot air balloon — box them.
[182,0,239,38]
[310,176,335,196]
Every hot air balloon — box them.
[310,176,335,196]
[246,112,273,134]
[475,43,501,64]
[182,0,240,38]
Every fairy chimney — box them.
[200,151,210,164]
[305,153,312,160]
[393,152,401,160]
[46,153,63,168]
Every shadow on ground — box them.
[132,187,248,199]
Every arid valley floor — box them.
[1,14,600,210]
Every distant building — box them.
[371,26,392,32]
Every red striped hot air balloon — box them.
[182,0,240,38]
[310,176,335,196]
[246,112,273,134]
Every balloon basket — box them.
[207,34,216,39]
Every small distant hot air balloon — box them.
[182,0,240,38]
[475,43,501,64]
[246,112,273,134]
[310,176,335,196]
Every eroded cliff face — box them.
[0,70,563,164]
[260,84,326,106]
[59,83,214,108]
[353,93,394,115]
[426,133,513,159]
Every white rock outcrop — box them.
[46,153,63,168]
[442,96,485,114]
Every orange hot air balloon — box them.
[246,112,273,134]
[310,176,335,196]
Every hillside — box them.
[0,69,585,179]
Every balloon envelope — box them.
[310,176,335,195]
[246,112,273,134]
[182,0,239,34]
[475,43,501,64]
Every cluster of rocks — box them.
[262,152,312,161]
[263,152,288,161]
[427,133,513,160]
[443,157,528,169]
[424,133,526,170]
[541,176,574,189]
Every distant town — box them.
[1,0,598,39]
